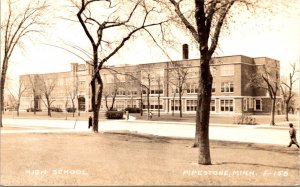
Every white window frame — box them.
[186,99,197,111]
[248,98,253,109]
[171,100,181,111]
[221,82,234,93]
[243,98,248,111]
[254,99,262,111]
[210,99,216,112]
[220,99,234,112]
[186,84,198,94]
[150,85,164,95]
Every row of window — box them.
[185,82,234,94]
[185,99,262,112]
[104,98,263,112]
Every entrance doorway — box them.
[78,96,85,111]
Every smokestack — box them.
[182,44,189,59]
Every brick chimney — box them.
[183,44,189,59]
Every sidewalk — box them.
[2,117,296,146]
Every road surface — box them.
[2,118,298,146]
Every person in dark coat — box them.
[287,123,300,148]
[88,116,92,129]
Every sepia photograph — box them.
[0,0,299,186]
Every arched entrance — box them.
[78,96,85,111]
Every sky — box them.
[3,0,300,89]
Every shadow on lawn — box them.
[212,141,300,155]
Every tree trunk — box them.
[72,101,75,117]
[158,93,160,117]
[195,58,213,165]
[91,76,97,132]
[167,99,169,113]
[0,58,8,127]
[172,96,175,116]
[285,101,289,121]
[270,97,276,125]
[0,88,3,127]
[147,88,150,120]
[140,90,143,116]
[93,75,103,132]
[179,88,182,118]
[17,103,20,116]
[110,91,117,111]
[33,95,36,115]
[93,108,99,132]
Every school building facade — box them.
[19,55,280,115]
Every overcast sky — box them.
[4,0,300,88]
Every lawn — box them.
[4,111,298,126]
[1,131,299,186]
[131,112,299,126]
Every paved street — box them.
[2,117,299,146]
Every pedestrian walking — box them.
[287,123,300,148]
[88,116,92,129]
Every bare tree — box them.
[158,0,262,165]
[70,76,79,117]
[157,77,162,117]
[141,64,160,119]
[73,0,166,132]
[251,61,280,125]
[38,75,56,117]
[168,61,189,117]
[280,62,299,121]
[7,80,27,116]
[27,75,40,115]
[64,87,70,120]
[64,75,78,118]
[104,74,122,111]
[0,0,48,127]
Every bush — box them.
[124,107,141,113]
[66,107,77,113]
[26,108,42,112]
[50,107,63,112]
[105,111,124,119]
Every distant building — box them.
[19,53,280,115]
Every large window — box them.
[221,82,234,93]
[254,99,262,111]
[186,99,215,112]
[186,83,198,94]
[171,100,180,111]
[116,88,126,96]
[220,65,234,76]
[127,90,137,96]
[212,83,215,93]
[210,100,216,111]
[186,100,197,111]
[220,99,234,112]
[142,100,163,110]
[150,85,163,95]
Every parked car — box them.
[66,107,77,113]
[26,108,42,112]
[50,107,63,112]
